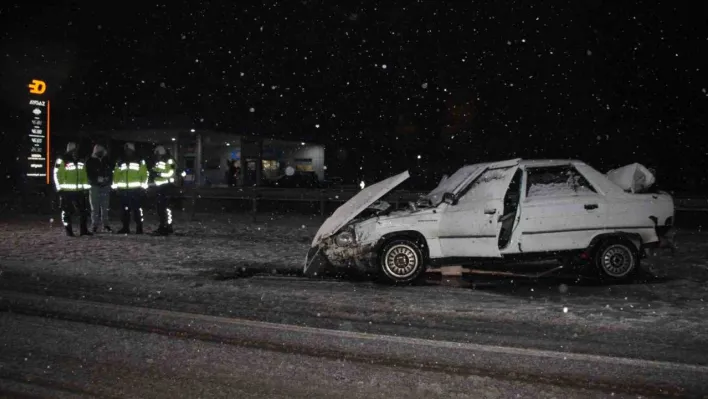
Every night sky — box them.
[1,1,707,190]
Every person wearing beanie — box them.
[111,142,148,234]
[149,145,177,235]
[53,142,91,237]
[86,143,113,233]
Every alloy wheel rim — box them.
[601,244,634,277]
[384,245,419,279]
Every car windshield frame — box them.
[421,163,490,206]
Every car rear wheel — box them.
[379,239,426,284]
[594,238,639,282]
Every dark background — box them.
[1,1,706,192]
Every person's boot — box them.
[135,223,144,235]
[104,225,112,233]
[80,224,93,236]
[92,226,99,234]
[65,225,75,237]
[117,212,130,234]
[151,226,169,236]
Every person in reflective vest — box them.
[53,142,91,237]
[112,142,148,234]
[150,145,176,236]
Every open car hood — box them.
[311,170,410,247]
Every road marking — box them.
[1,289,707,375]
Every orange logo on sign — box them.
[28,79,46,95]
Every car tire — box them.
[593,238,639,282]
[379,239,426,285]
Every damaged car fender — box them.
[305,170,413,276]
[319,209,439,273]
[358,210,440,258]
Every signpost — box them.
[25,79,50,184]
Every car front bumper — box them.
[322,241,377,271]
[304,238,378,276]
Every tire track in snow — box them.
[1,290,708,397]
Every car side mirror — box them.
[442,192,457,205]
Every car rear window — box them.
[526,165,596,198]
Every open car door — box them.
[438,160,520,258]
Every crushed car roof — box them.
[450,159,627,196]
[517,159,587,167]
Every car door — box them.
[438,164,519,258]
[517,164,608,253]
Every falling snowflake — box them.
[249,107,255,112]
[421,82,428,89]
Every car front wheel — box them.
[594,238,639,282]
[379,239,426,284]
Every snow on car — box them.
[304,159,675,284]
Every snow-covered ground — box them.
[0,213,318,278]
[0,211,707,350]
[0,313,624,399]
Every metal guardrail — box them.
[175,187,708,220]
[1,189,706,218]
[672,197,708,212]
[177,187,428,220]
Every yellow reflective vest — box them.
[153,158,176,186]
[112,160,149,190]
[54,158,90,191]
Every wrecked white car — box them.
[305,159,675,284]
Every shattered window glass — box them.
[526,166,597,198]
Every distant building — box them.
[50,127,325,187]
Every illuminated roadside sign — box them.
[26,79,51,184]
[28,79,46,95]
